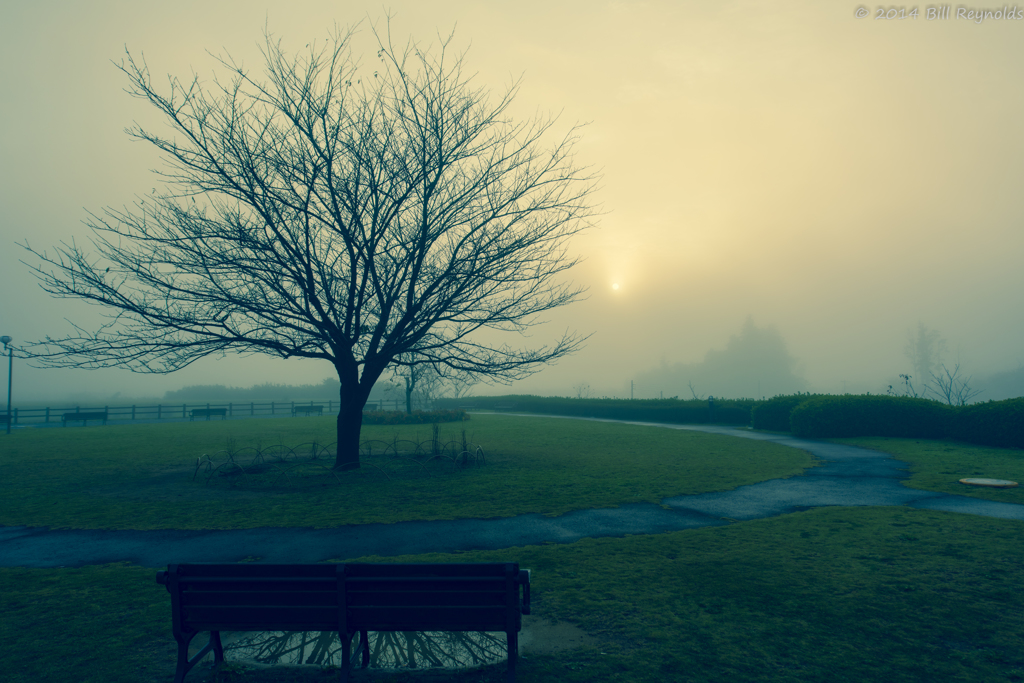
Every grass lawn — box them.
[839,437,1024,505]
[3,506,1023,683]
[3,418,1024,681]
[0,414,814,530]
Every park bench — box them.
[189,408,227,421]
[156,562,531,683]
[292,404,324,416]
[61,411,108,426]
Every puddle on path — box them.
[198,617,595,671]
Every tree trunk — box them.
[405,377,414,415]
[335,385,365,471]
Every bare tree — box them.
[572,381,590,399]
[389,353,446,414]
[20,24,597,470]
[445,373,477,401]
[930,363,982,406]
[688,381,706,401]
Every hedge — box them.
[750,393,827,431]
[361,409,468,425]
[434,395,754,426]
[789,395,951,439]
[947,398,1024,449]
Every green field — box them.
[840,436,1024,505]
[0,415,813,530]
[2,416,1023,682]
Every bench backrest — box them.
[341,563,526,634]
[158,562,529,636]
[159,564,340,633]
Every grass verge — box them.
[837,437,1024,505]
[3,506,1023,683]
[0,415,813,530]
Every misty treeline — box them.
[631,318,807,400]
[163,378,400,403]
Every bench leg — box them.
[506,630,518,683]
[360,630,370,668]
[211,631,224,664]
[340,632,352,683]
[172,630,222,683]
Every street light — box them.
[1,335,11,435]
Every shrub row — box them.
[434,395,754,426]
[434,392,1023,449]
[753,393,1024,449]
[361,409,468,425]
[750,393,828,431]
[789,395,950,439]
[948,398,1024,449]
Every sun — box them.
[612,283,620,290]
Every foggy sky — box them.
[2,1,1023,402]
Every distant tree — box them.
[687,381,706,401]
[636,318,806,399]
[904,323,947,389]
[572,381,591,399]
[21,24,596,470]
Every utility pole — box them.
[1,336,12,436]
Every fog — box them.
[2,1,1023,403]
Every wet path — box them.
[2,419,1023,568]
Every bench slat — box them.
[344,563,510,577]
[182,592,338,607]
[179,580,336,593]
[347,580,506,593]
[184,605,339,626]
[347,591,505,607]
[175,564,338,578]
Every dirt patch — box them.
[519,616,600,654]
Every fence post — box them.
[328,400,332,413]
[251,402,254,416]
[272,401,275,415]
[229,402,232,417]
[131,405,135,420]
[157,404,162,419]
[45,407,50,423]
[183,404,186,418]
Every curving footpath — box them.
[2,419,1023,569]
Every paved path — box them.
[3,420,1023,568]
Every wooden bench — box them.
[62,411,108,426]
[189,408,227,421]
[156,562,531,683]
[292,404,324,416]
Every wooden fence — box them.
[0,398,410,427]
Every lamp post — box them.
[1,336,11,435]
